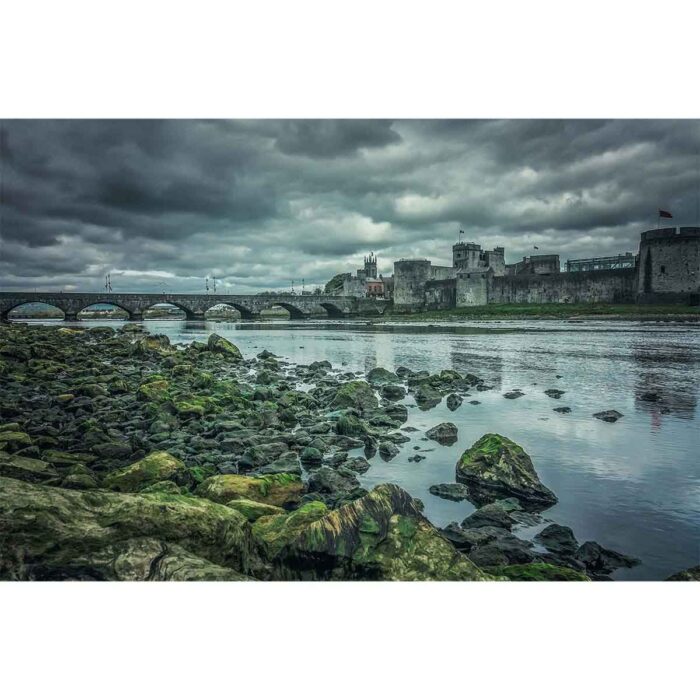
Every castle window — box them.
[660,265,666,274]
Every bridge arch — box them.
[3,300,66,321]
[77,301,131,320]
[266,302,307,320]
[206,301,255,320]
[141,301,192,320]
[318,301,345,319]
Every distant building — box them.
[506,254,560,275]
[337,252,392,298]
[566,253,636,272]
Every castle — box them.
[335,227,700,309]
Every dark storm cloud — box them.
[273,120,401,158]
[1,119,699,293]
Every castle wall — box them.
[456,271,491,306]
[637,227,700,303]
[425,279,456,310]
[485,268,637,305]
[430,265,455,281]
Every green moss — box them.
[335,414,369,437]
[330,381,379,413]
[103,451,186,492]
[252,501,329,557]
[0,475,257,580]
[137,380,170,402]
[226,499,285,522]
[396,515,418,540]
[196,473,303,508]
[486,563,590,581]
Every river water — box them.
[26,317,700,580]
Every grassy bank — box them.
[384,303,700,322]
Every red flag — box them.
[659,209,673,218]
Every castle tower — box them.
[364,252,378,279]
[637,227,700,304]
[452,241,482,270]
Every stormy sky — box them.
[1,119,699,294]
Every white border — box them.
[2,2,698,697]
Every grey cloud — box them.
[273,120,401,158]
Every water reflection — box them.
[632,343,698,423]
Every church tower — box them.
[364,252,378,279]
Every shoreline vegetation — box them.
[384,303,700,322]
[2,322,697,581]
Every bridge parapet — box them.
[0,292,391,321]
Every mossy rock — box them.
[207,333,242,360]
[456,433,557,509]
[0,476,258,580]
[252,501,329,557]
[137,379,170,402]
[0,431,33,452]
[103,451,188,492]
[174,401,206,418]
[227,498,286,522]
[335,414,369,437]
[64,537,252,581]
[196,473,303,508]
[366,367,399,386]
[486,563,590,581]
[254,451,302,476]
[300,446,322,465]
[277,484,492,581]
[0,455,58,483]
[42,449,96,467]
[330,381,378,414]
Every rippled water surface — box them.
[31,317,700,579]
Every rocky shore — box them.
[0,323,692,581]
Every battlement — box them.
[641,227,700,242]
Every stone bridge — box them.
[0,292,391,321]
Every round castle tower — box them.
[393,259,432,311]
[637,227,700,304]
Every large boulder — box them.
[207,333,243,360]
[0,476,257,580]
[63,537,252,581]
[274,484,492,581]
[196,473,303,508]
[103,451,188,492]
[455,433,557,509]
[252,501,329,558]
